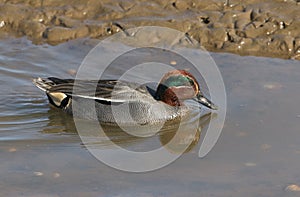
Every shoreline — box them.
[0,0,299,60]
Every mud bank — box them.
[0,0,300,60]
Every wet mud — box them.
[0,0,300,60]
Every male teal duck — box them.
[33,70,217,126]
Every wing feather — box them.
[39,78,155,103]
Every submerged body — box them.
[33,70,217,126]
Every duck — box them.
[33,70,217,126]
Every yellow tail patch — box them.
[48,92,67,107]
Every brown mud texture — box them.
[0,0,300,60]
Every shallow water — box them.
[1,37,300,196]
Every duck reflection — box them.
[44,104,215,154]
[42,107,77,134]
[78,111,215,154]
[159,113,213,154]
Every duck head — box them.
[156,70,218,110]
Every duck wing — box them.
[34,77,155,103]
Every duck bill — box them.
[194,93,218,110]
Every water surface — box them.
[1,38,300,196]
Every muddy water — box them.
[1,37,300,197]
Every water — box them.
[1,37,300,196]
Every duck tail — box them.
[32,77,55,92]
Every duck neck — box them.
[156,84,182,107]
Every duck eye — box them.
[188,77,194,86]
